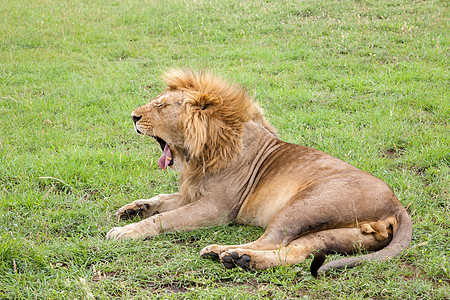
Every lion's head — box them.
[131,69,276,175]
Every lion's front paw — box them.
[106,224,144,240]
[114,199,159,221]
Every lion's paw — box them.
[220,250,251,270]
[106,224,143,240]
[114,199,158,221]
[200,244,222,261]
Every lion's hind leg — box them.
[202,226,391,271]
[213,232,325,270]
[218,245,311,270]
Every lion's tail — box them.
[311,207,412,277]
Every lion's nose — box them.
[131,113,142,124]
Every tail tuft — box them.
[310,252,327,277]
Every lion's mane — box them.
[163,69,276,202]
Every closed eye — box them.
[153,102,165,108]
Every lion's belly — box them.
[236,178,301,228]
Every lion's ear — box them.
[188,93,222,112]
[183,93,223,158]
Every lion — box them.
[106,69,412,276]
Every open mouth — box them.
[154,136,166,151]
[152,136,174,169]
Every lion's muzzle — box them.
[131,113,142,134]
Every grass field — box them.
[1,0,449,298]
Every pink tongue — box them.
[157,144,172,170]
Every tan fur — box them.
[107,70,412,276]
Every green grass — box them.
[1,0,449,298]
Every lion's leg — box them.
[106,197,235,240]
[217,245,311,270]
[203,227,391,270]
[200,226,292,257]
[250,175,399,249]
[114,193,183,220]
[200,239,280,261]
[200,230,322,269]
